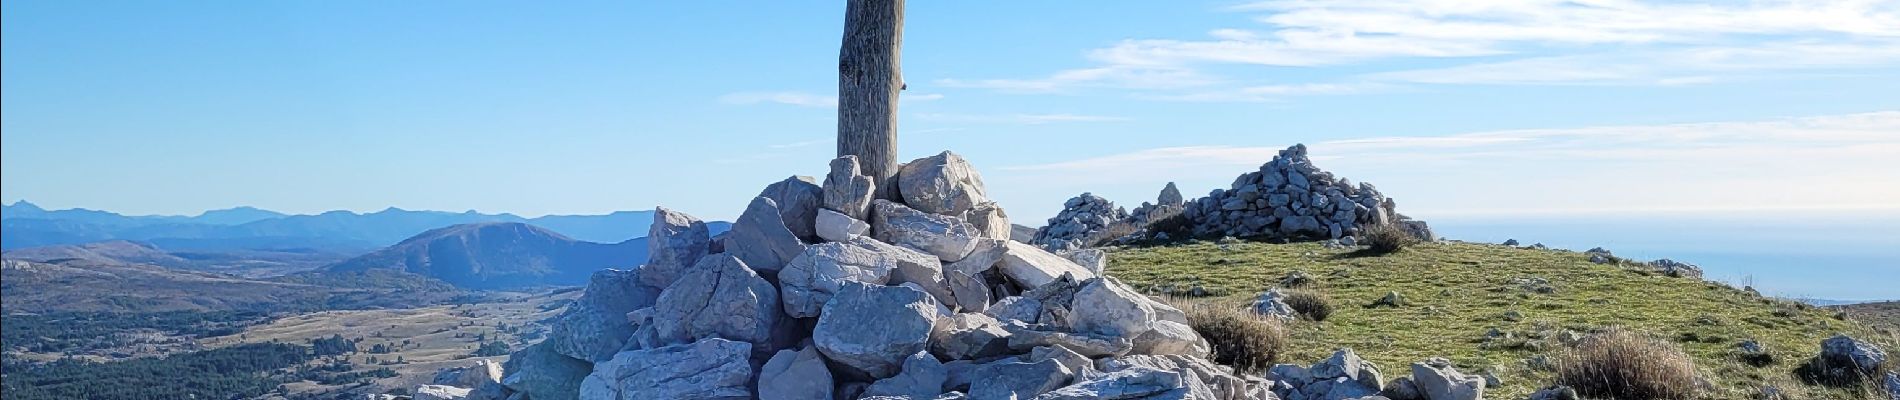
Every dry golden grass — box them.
[1171,297,1289,372]
[1360,223,1418,255]
[1557,327,1702,400]
[1281,289,1335,322]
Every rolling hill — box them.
[319,222,647,290]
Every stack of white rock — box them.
[1184,144,1432,242]
[474,150,1273,400]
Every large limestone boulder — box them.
[547,268,660,362]
[898,151,992,216]
[758,345,835,400]
[726,196,806,275]
[1313,348,1384,391]
[930,313,1013,360]
[1097,355,1254,400]
[962,202,1012,240]
[1061,249,1107,275]
[816,208,870,242]
[631,255,785,355]
[1069,277,1160,338]
[968,359,1073,400]
[1036,366,1184,400]
[872,199,981,262]
[1820,334,1889,376]
[1003,321,1134,357]
[1410,358,1483,400]
[1132,320,1208,357]
[997,241,1097,289]
[814,283,942,379]
[1250,289,1298,322]
[433,359,504,389]
[1158,182,1184,207]
[864,351,950,398]
[758,175,824,241]
[413,384,471,400]
[638,206,710,290]
[779,237,934,318]
[579,338,753,400]
[824,155,877,220]
[499,342,591,400]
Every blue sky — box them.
[5,0,1900,223]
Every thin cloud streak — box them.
[915,113,1130,125]
[941,0,1900,98]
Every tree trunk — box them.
[837,0,904,200]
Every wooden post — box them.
[837,0,904,200]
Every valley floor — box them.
[196,289,577,398]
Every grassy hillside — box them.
[1106,240,1899,399]
[1838,301,1900,333]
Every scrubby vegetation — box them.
[1359,223,1417,255]
[1106,240,1900,399]
[1557,327,1702,400]
[1280,289,1335,322]
[1,311,270,354]
[0,343,310,400]
[1177,300,1288,372]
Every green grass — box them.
[1106,240,1900,400]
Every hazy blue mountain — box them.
[321,222,646,290]
[190,206,288,225]
[526,211,657,243]
[0,202,671,251]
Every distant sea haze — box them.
[1430,209,1900,302]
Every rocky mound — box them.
[322,222,646,290]
[478,151,1267,400]
[1029,144,1429,252]
[1185,144,1430,241]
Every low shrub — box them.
[1361,223,1418,255]
[1556,327,1702,400]
[1281,289,1335,322]
[1178,303,1288,373]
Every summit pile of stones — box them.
[1030,144,1431,252]
[475,150,1274,400]
[1185,144,1430,242]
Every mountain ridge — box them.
[1,201,670,250]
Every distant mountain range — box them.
[0,200,662,251]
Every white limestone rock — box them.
[997,241,1097,289]
[814,283,941,379]
[759,345,835,400]
[872,199,982,262]
[816,208,871,242]
[638,206,710,290]
[898,150,992,216]
[578,338,753,400]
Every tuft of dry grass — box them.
[1281,289,1335,322]
[1556,327,1702,400]
[1172,298,1289,373]
[1360,223,1418,255]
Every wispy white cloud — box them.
[915,113,1129,125]
[941,0,1900,98]
[994,111,1900,214]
